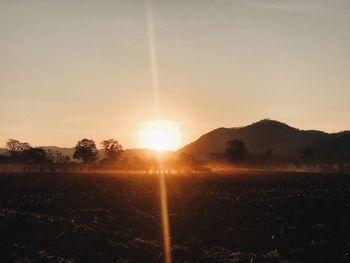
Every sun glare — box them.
[139,120,181,151]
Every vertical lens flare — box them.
[159,170,172,263]
[145,1,172,262]
[146,0,160,114]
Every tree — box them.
[73,139,98,164]
[6,139,32,154]
[23,148,47,163]
[225,140,247,164]
[100,139,123,163]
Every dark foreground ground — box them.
[1,172,350,263]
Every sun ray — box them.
[146,0,160,114]
[145,1,172,262]
[159,170,172,263]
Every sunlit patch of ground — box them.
[0,172,350,262]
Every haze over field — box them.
[1,0,350,149]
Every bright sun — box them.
[139,120,181,151]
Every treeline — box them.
[0,138,122,165]
[1,139,65,164]
[0,138,210,173]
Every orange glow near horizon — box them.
[138,120,181,151]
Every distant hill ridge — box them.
[178,119,350,160]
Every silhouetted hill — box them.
[178,119,350,160]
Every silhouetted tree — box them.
[6,139,31,155]
[23,148,47,163]
[225,140,247,164]
[100,139,123,163]
[73,139,98,164]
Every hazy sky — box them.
[1,0,350,148]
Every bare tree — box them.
[100,139,123,163]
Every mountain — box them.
[178,119,350,160]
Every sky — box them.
[1,0,350,149]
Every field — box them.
[1,172,350,263]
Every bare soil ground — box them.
[0,172,350,263]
